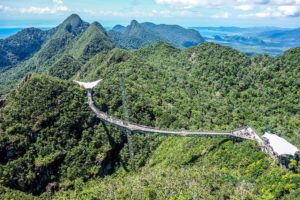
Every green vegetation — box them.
[0,74,128,195]
[70,22,114,61]
[0,14,299,199]
[0,14,113,97]
[0,42,299,199]
[0,28,50,72]
[48,55,81,79]
[50,138,300,200]
[79,42,300,146]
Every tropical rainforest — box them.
[0,14,299,199]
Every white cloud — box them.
[211,12,230,18]
[53,0,64,4]
[2,0,69,14]
[155,0,300,8]
[237,0,300,5]
[52,0,68,12]
[154,0,300,18]
[234,5,254,11]
[20,7,52,14]
[82,8,202,18]
[240,5,300,17]
[154,0,224,8]
[237,0,272,4]
[0,4,11,12]
[277,5,300,16]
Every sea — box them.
[0,27,50,39]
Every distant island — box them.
[194,26,300,56]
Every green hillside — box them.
[79,42,299,146]
[0,14,299,200]
[69,22,114,60]
[0,42,299,199]
[0,28,50,71]
[0,14,113,98]
[0,74,125,195]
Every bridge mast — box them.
[119,73,135,170]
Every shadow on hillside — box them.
[100,121,129,176]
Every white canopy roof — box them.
[74,80,101,89]
[262,133,299,156]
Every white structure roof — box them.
[74,80,101,89]
[262,133,299,156]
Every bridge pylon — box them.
[119,73,135,170]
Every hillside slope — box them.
[0,28,50,72]
[0,17,299,199]
[55,43,300,199]
[79,43,299,146]
[0,14,114,97]
[0,74,129,195]
[0,67,299,198]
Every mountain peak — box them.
[130,20,140,28]
[57,13,89,35]
[126,20,144,36]
[64,14,82,24]
[62,14,85,29]
[90,21,106,32]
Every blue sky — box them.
[0,0,300,28]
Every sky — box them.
[0,0,300,28]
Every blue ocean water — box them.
[0,27,50,39]
[0,28,24,39]
[196,29,231,37]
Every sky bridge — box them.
[75,80,299,165]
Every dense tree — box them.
[0,15,299,199]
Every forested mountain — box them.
[109,20,204,49]
[0,28,50,71]
[108,20,164,49]
[0,40,299,199]
[0,15,205,98]
[0,14,299,199]
[0,14,114,97]
[142,22,205,47]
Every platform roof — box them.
[262,133,299,156]
[74,80,101,89]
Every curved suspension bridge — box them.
[75,80,299,160]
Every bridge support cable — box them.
[119,73,135,170]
